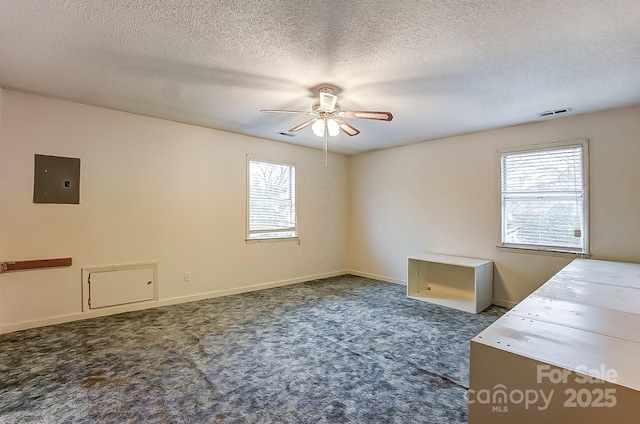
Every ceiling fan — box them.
[260,87,393,164]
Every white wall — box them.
[0,91,349,333]
[2,90,638,333]
[348,105,640,306]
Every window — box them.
[500,140,589,254]
[247,158,297,241]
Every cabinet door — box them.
[89,267,154,309]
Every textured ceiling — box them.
[1,1,639,154]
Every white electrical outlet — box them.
[184,272,191,282]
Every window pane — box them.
[502,147,583,194]
[503,198,583,249]
[248,160,296,239]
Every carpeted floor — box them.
[0,275,504,423]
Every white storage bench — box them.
[407,253,493,313]
[469,259,640,423]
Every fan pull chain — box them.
[323,120,328,166]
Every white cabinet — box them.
[407,253,493,313]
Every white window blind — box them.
[248,159,297,240]
[500,142,588,253]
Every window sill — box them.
[246,237,300,245]
[496,246,591,259]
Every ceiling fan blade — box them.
[260,109,312,115]
[319,92,337,112]
[336,119,360,136]
[342,111,393,121]
[289,119,316,132]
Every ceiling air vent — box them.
[539,108,572,118]
[278,132,295,137]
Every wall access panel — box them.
[82,263,158,311]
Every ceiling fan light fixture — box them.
[326,118,340,136]
[311,119,325,137]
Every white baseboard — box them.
[347,269,406,286]
[2,270,518,334]
[1,270,348,334]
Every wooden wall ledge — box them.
[0,258,72,274]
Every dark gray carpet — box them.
[0,275,504,423]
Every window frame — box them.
[246,156,299,243]
[498,139,590,256]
